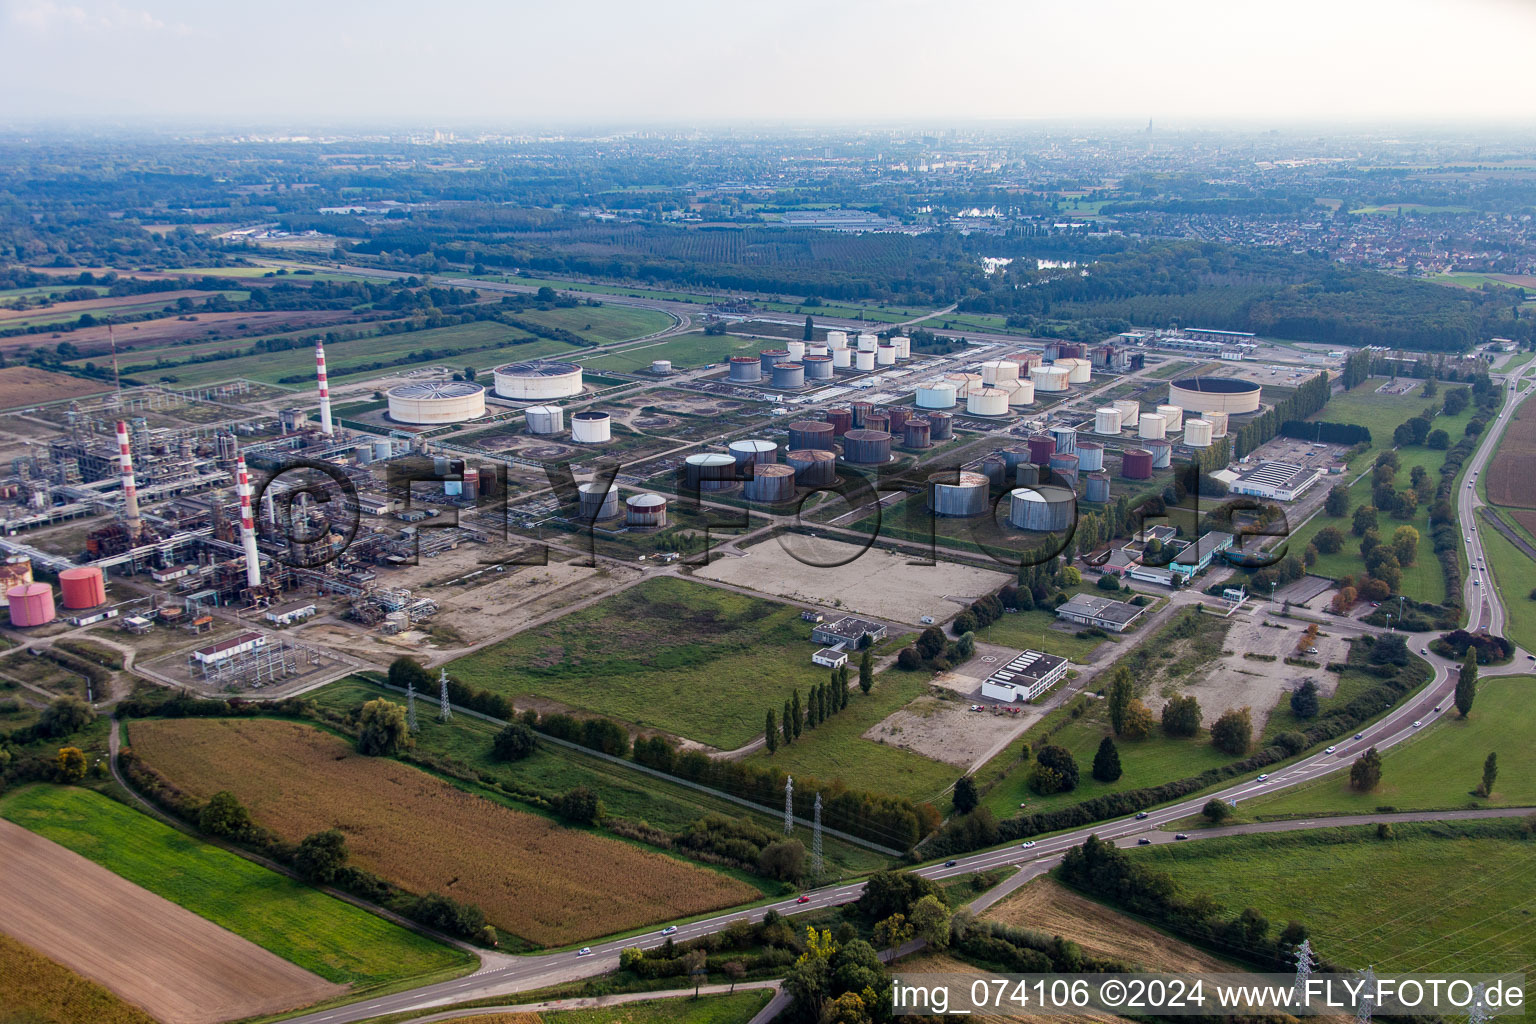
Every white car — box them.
[1257,774,1270,782]
[577,947,594,957]
[1325,745,1337,754]
[1020,840,1036,849]
[1413,720,1423,728]
[661,926,678,935]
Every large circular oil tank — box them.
[1138,413,1168,440]
[891,335,911,359]
[728,356,763,383]
[625,492,668,528]
[526,404,565,435]
[1058,343,1085,359]
[787,340,806,360]
[886,407,909,433]
[1001,446,1032,471]
[1085,472,1112,503]
[1048,452,1079,486]
[824,408,853,436]
[1122,448,1154,479]
[928,471,990,517]
[1008,486,1076,531]
[850,402,873,428]
[651,359,673,375]
[59,566,106,609]
[1056,357,1092,384]
[578,482,620,521]
[1095,407,1122,435]
[387,381,486,424]
[1015,461,1041,487]
[854,350,876,371]
[927,412,954,440]
[789,420,836,451]
[803,354,834,379]
[967,388,1009,416]
[826,330,848,350]
[856,333,879,352]
[771,362,805,389]
[876,344,896,366]
[1050,426,1077,454]
[1205,410,1230,437]
[0,555,33,590]
[1030,365,1070,392]
[570,410,612,444]
[6,583,55,627]
[494,359,583,400]
[945,373,982,398]
[683,452,738,491]
[1075,442,1105,472]
[1168,376,1262,414]
[743,463,796,503]
[1004,379,1035,406]
[729,438,779,466]
[981,360,1020,386]
[1184,419,1214,448]
[786,448,838,486]
[832,348,852,368]
[842,429,892,465]
[902,417,931,448]
[1114,400,1141,427]
[760,349,791,374]
[863,411,891,434]
[916,383,958,409]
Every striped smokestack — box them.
[315,339,334,435]
[115,420,142,540]
[235,455,262,589]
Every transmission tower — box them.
[811,793,824,876]
[1293,938,1316,1000]
[783,776,794,835]
[438,667,452,722]
[406,681,419,733]
[1355,967,1377,1024]
[1468,983,1490,1024]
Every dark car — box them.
[1174,833,1190,840]
[1137,837,1153,845]
[1135,811,1150,820]
[944,860,957,867]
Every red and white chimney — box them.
[315,339,334,435]
[115,420,142,539]
[235,455,263,589]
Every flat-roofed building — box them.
[981,650,1069,703]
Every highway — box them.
[277,357,1536,1024]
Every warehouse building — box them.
[1228,461,1324,501]
[189,631,267,666]
[1055,594,1146,633]
[980,650,1069,703]
[264,601,317,626]
[1171,531,1236,580]
[811,615,887,647]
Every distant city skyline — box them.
[2,0,1535,124]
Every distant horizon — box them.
[3,0,1535,124]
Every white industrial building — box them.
[189,631,267,666]
[981,650,1069,703]
[265,601,317,626]
[1229,461,1323,501]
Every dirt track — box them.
[0,818,342,1024]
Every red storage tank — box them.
[7,583,55,627]
[1122,448,1154,480]
[825,408,853,436]
[887,407,910,433]
[59,566,106,609]
[1027,434,1056,464]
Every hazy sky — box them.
[3,0,1535,125]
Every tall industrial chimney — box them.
[115,420,143,541]
[235,455,263,589]
[315,339,334,436]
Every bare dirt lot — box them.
[692,536,1009,624]
[0,818,341,1024]
[983,877,1235,974]
[0,366,112,409]
[1487,403,1536,508]
[1144,609,1343,730]
[863,694,1028,767]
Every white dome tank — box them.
[570,410,612,443]
[857,333,879,352]
[1138,413,1167,440]
[1030,365,1070,392]
[1184,419,1213,447]
[967,388,1010,416]
[1005,378,1035,406]
[916,382,958,409]
[980,360,1020,386]
[1094,407,1122,435]
[1156,404,1185,431]
[1113,400,1141,427]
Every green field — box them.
[1309,377,1446,470]
[0,292,253,330]
[0,785,473,990]
[512,305,674,345]
[1246,675,1536,817]
[972,606,1117,665]
[742,668,958,803]
[1478,512,1536,653]
[307,677,889,875]
[544,990,773,1024]
[1133,824,1536,987]
[580,332,763,372]
[447,577,837,749]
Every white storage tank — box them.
[1030,365,1070,392]
[855,350,876,371]
[826,330,848,350]
[980,360,1020,386]
[1094,407,1123,435]
[832,348,853,369]
[1138,413,1168,440]
[808,344,829,357]
[1076,441,1105,472]
[967,388,1010,417]
[1156,404,1185,432]
[787,340,806,360]
[876,343,896,366]
[857,333,879,352]
[1057,357,1092,384]
[386,381,486,424]
[494,359,584,400]
[1114,399,1141,427]
[916,382,958,409]
[1184,419,1214,447]
[526,405,565,435]
[945,372,983,398]
[1205,410,1229,437]
[570,410,612,444]
[651,359,673,375]
[1005,378,1035,406]
[1008,485,1076,531]
[892,335,911,360]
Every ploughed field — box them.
[1486,401,1536,508]
[129,717,760,946]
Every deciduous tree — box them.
[1479,751,1498,797]
[55,745,86,782]
[1351,746,1383,790]
[295,829,348,883]
[952,775,979,815]
[357,698,410,756]
[1210,706,1253,755]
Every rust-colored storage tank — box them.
[0,555,33,591]
[7,583,55,627]
[850,402,874,429]
[902,417,931,449]
[625,493,668,529]
[1058,343,1085,359]
[786,448,838,487]
[1122,448,1154,480]
[863,411,890,434]
[887,407,909,433]
[743,463,796,503]
[825,407,853,436]
[59,566,106,609]
[841,429,892,465]
[1027,434,1056,465]
[927,411,954,441]
[790,420,836,451]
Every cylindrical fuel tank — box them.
[825,408,853,436]
[1015,461,1041,487]
[1027,434,1056,464]
[927,412,953,440]
[578,482,620,521]
[743,463,796,503]
[1075,442,1105,472]
[863,411,890,434]
[786,449,838,487]
[729,439,778,467]
[683,452,739,491]
[1051,426,1077,454]
[928,471,990,517]
[728,356,763,382]
[842,429,892,465]
[803,354,834,379]
[1148,438,1173,469]
[855,350,876,371]
[1009,486,1076,531]
[790,421,836,451]
[916,383,957,409]
[1122,448,1154,479]
[967,388,1009,416]
[1095,408,1122,435]
[1138,414,1167,440]
[59,566,106,609]
[902,418,931,448]
[760,349,791,374]
[771,362,805,389]
[626,493,668,528]
[1086,472,1111,503]
[1156,404,1185,432]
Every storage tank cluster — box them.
[6,583,55,627]
[526,405,565,435]
[1121,448,1154,480]
[729,439,778,467]
[789,420,836,451]
[571,410,612,444]
[842,429,892,465]
[1009,486,1076,532]
[1156,404,1185,432]
[683,452,738,491]
[1094,407,1123,435]
[1138,413,1168,440]
[1148,438,1173,469]
[626,493,668,529]
[786,448,838,486]
[1030,365,1070,392]
[1076,441,1105,472]
[1184,419,1214,447]
[928,412,954,441]
[928,471,990,517]
[916,382,958,409]
[743,463,796,503]
[578,482,621,521]
[386,381,487,424]
[967,388,1009,417]
[494,359,584,400]
[59,566,106,609]
[771,362,805,389]
[728,356,762,383]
